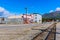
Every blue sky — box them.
[0,0,60,16]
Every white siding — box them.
[33,14,42,23]
[6,18,23,24]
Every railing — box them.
[32,22,56,40]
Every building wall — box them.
[33,14,42,23]
[5,14,42,24]
[6,15,23,24]
[6,18,23,24]
[22,14,42,23]
[22,14,34,24]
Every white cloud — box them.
[0,7,14,17]
[49,10,54,13]
[49,7,60,13]
[0,7,5,12]
[55,7,60,11]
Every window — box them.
[35,14,37,16]
[39,20,40,22]
[35,21,37,23]
[35,17,37,19]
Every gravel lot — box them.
[0,22,54,40]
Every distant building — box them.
[6,15,23,24]
[33,13,42,23]
[22,14,33,24]
[22,13,42,24]
[6,13,42,24]
[0,17,6,24]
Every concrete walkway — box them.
[56,22,60,40]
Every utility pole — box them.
[25,8,28,24]
[25,8,28,14]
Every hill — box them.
[42,11,60,19]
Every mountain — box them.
[42,11,60,19]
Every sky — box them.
[0,0,60,16]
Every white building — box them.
[6,15,23,24]
[22,13,42,23]
[6,13,42,24]
[33,13,42,23]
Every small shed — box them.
[0,17,5,24]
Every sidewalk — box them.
[56,22,60,40]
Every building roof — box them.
[8,15,23,19]
[23,14,33,19]
[33,13,41,15]
[33,13,39,14]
